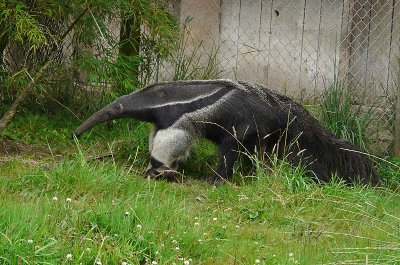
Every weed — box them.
[320,79,374,151]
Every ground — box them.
[0,112,399,265]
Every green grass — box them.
[1,112,400,264]
[320,80,374,152]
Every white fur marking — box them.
[147,88,222,109]
[151,128,193,167]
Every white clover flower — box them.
[86,247,91,252]
[172,239,178,244]
[151,261,158,265]
[184,260,190,265]
[289,253,294,257]
[222,225,227,229]
[212,217,217,221]
[136,224,142,230]
[66,198,72,203]
[124,211,130,216]
[121,262,128,265]
[52,196,58,202]
[27,239,33,244]
[255,259,261,264]
[95,260,102,265]
[194,222,200,226]
[66,253,73,261]
[175,246,180,251]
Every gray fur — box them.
[74,79,379,186]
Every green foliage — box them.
[169,22,221,81]
[0,0,180,119]
[378,157,400,188]
[0,112,76,145]
[0,1,48,50]
[320,79,374,151]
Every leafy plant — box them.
[168,21,221,81]
[320,79,374,151]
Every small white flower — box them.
[85,247,91,252]
[121,262,128,265]
[175,246,180,251]
[172,239,178,244]
[184,260,190,265]
[95,260,102,265]
[235,225,240,228]
[289,253,294,257]
[27,239,33,244]
[52,196,58,202]
[212,217,217,221]
[66,253,73,261]
[222,225,227,229]
[151,261,158,265]
[124,211,130,216]
[255,259,261,264]
[194,222,200,226]
[194,217,199,220]
[136,224,142,230]
[66,197,72,203]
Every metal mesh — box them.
[170,0,399,154]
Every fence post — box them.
[395,79,400,156]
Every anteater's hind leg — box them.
[206,139,239,185]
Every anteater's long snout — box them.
[73,107,112,137]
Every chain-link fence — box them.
[1,0,399,154]
[173,0,400,154]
